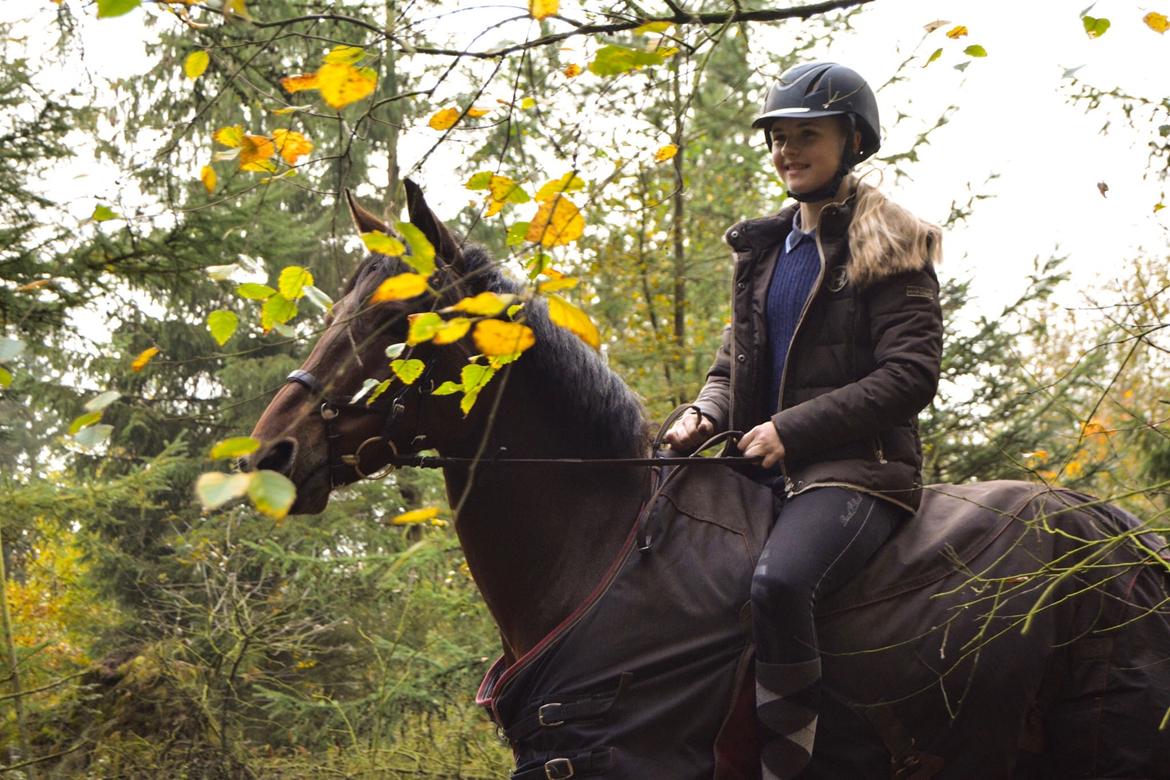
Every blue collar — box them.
[785,211,814,253]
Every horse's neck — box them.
[440,375,648,660]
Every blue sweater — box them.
[765,229,821,414]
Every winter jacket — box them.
[693,186,943,512]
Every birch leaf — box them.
[184,50,210,80]
[547,294,600,349]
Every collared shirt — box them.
[785,210,815,253]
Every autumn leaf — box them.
[589,44,665,76]
[466,106,490,118]
[96,0,140,18]
[272,129,313,164]
[428,107,461,131]
[547,294,600,349]
[924,48,943,67]
[654,144,678,162]
[945,25,967,38]
[520,96,537,110]
[964,44,987,57]
[472,319,535,358]
[248,470,296,520]
[447,291,516,316]
[239,134,276,170]
[407,312,444,345]
[278,266,314,299]
[361,230,406,257]
[260,294,297,331]
[323,45,365,65]
[213,125,245,148]
[395,222,437,275]
[200,165,216,194]
[923,19,949,33]
[91,205,119,222]
[392,507,440,525]
[184,50,210,81]
[281,73,319,93]
[69,411,103,435]
[526,196,585,246]
[390,358,426,384]
[237,283,276,300]
[209,436,260,460]
[131,346,160,372]
[433,317,471,345]
[207,309,239,346]
[538,274,579,293]
[370,273,430,303]
[563,63,582,77]
[317,63,377,109]
[195,472,253,511]
[83,390,120,413]
[1082,15,1110,38]
[535,172,586,201]
[634,21,673,35]
[529,0,557,21]
[458,363,498,414]
[1145,12,1169,33]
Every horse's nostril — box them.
[255,439,296,476]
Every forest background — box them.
[1,0,1169,776]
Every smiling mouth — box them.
[784,163,810,173]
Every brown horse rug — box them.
[477,471,1170,779]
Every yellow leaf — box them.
[271,128,313,164]
[520,96,536,110]
[184,50,210,80]
[281,73,319,93]
[317,63,376,109]
[392,507,440,525]
[534,172,586,202]
[1145,12,1169,33]
[473,319,536,357]
[432,317,471,345]
[200,165,216,194]
[547,294,600,350]
[407,312,444,345]
[529,0,557,21]
[362,230,406,256]
[323,45,365,65]
[428,107,460,130]
[525,196,585,247]
[370,273,430,303]
[466,106,490,118]
[213,125,245,148]
[390,358,425,384]
[447,291,516,316]
[946,25,968,38]
[131,346,160,372]
[225,0,251,21]
[1155,202,1166,214]
[239,134,275,168]
[538,276,578,293]
[563,63,582,78]
[654,143,678,162]
[634,21,673,35]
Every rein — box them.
[285,370,761,476]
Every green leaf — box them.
[205,263,241,281]
[323,45,366,65]
[432,381,462,396]
[96,0,140,18]
[73,424,113,450]
[351,377,381,404]
[209,436,260,460]
[261,294,298,331]
[303,285,334,312]
[361,231,407,257]
[69,410,103,435]
[208,310,239,346]
[248,470,297,519]
[385,343,406,359]
[278,266,314,300]
[195,471,253,511]
[507,221,531,247]
[925,48,943,67]
[633,21,673,35]
[407,312,444,344]
[91,204,119,222]
[588,45,664,77]
[395,222,437,275]
[84,390,120,413]
[237,283,277,300]
[390,358,425,385]
[0,337,25,362]
[367,378,393,406]
[1082,15,1110,38]
[964,44,988,57]
[466,171,493,190]
[507,186,531,204]
[0,366,11,388]
[273,323,296,338]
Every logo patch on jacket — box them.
[827,266,849,292]
[906,285,934,300]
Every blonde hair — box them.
[839,173,942,288]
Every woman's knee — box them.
[751,563,810,613]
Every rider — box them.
[664,62,944,778]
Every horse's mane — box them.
[347,245,650,458]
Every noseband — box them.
[286,368,414,488]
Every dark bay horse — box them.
[246,181,1170,779]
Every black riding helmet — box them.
[754,62,881,202]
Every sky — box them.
[5,0,1169,320]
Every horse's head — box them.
[244,181,470,514]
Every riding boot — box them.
[756,657,822,780]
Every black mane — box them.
[348,245,650,458]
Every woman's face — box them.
[769,116,850,193]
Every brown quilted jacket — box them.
[693,188,943,512]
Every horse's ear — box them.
[344,189,390,236]
[403,178,464,269]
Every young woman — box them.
[664,62,944,778]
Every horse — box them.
[245,180,1170,779]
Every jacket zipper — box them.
[778,222,828,497]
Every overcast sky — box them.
[6,0,1169,320]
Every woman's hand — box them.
[738,421,786,468]
[663,409,716,454]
